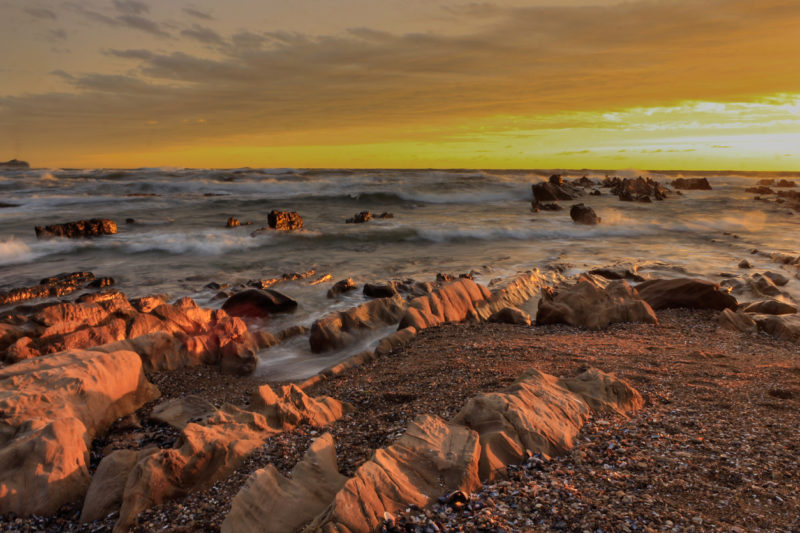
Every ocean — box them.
[1,167,798,378]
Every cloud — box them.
[181,25,225,46]
[183,7,213,20]
[24,7,57,20]
[4,0,800,159]
[48,28,68,41]
[112,0,149,15]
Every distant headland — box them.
[0,159,30,168]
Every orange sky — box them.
[1,0,798,169]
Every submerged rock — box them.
[363,281,399,298]
[345,211,373,223]
[570,203,601,225]
[34,219,117,239]
[226,217,241,228]
[327,278,358,298]
[671,177,712,190]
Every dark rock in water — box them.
[363,282,399,298]
[125,218,135,224]
[573,176,595,187]
[757,178,775,186]
[671,177,712,190]
[570,204,601,225]
[638,195,652,203]
[436,272,473,283]
[531,180,580,203]
[607,176,669,202]
[87,277,115,289]
[0,272,97,306]
[618,190,633,202]
[267,210,303,231]
[226,217,241,228]
[0,202,19,208]
[745,186,775,195]
[327,278,358,298]
[531,201,563,212]
[376,212,394,219]
[590,189,602,196]
[0,159,29,168]
[589,266,644,282]
[346,211,373,224]
[549,174,564,186]
[738,259,752,269]
[222,288,298,318]
[635,278,737,310]
[35,219,117,239]
[775,179,796,188]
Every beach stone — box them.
[635,278,737,310]
[345,211,373,223]
[0,272,98,306]
[363,282,399,298]
[305,414,481,533]
[671,177,712,190]
[310,294,407,352]
[222,288,298,318]
[763,271,790,286]
[717,308,758,334]
[398,278,492,331]
[130,295,167,313]
[34,218,117,239]
[742,299,797,315]
[536,277,657,329]
[222,433,347,533]
[488,306,532,326]
[267,210,303,230]
[0,349,159,516]
[738,259,752,269]
[327,278,358,298]
[570,203,601,225]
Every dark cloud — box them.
[183,7,213,21]
[112,0,149,15]
[48,28,68,41]
[64,3,169,38]
[24,7,57,20]
[4,0,800,156]
[181,25,225,45]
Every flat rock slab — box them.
[635,278,737,310]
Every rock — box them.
[717,308,758,334]
[34,219,117,239]
[374,326,417,356]
[749,273,782,296]
[345,211,373,223]
[149,395,217,429]
[776,179,796,188]
[0,159,29,168]
[0,323,26,353]
[80,449,143,523]
[113,386,349,532]
[757,178,775,186]
[87,277,115,289]
[305,415,481,533]
[376,212,394,219]
[398,279,492,331]
[531,201,563,212]
[531,179,580,204]
[327,278,358,298]
[488,306,532,326]
[589,265,644,282]
[363,282,399,298]
[738,259,752,269]
[635,278,737,310]
[590,189,602,196]
[310,295,407,352]
[130,295,166,313]
[0,271,97,306]
[763,271,790,286]
[742,299,797,315]
[226,217,241,228]
[671,177,712,190]
[745,186,775,195]
[222,288,298,318]
[267,210,303,230]
[0,349,159,516]
[754,314,800,342]
[536,277,657,329]
[608,177,670,202]
[452,368,641,480]
[473,270,560,321]
[222,433,347,533]
[570,203,601,225]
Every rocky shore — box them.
[1,250,799,532]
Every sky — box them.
[0,0,798,169]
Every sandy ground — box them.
[2,308,799,532]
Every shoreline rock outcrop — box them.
[267,210,304,231]
[671,177,712,190]
[35,219,117,239]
